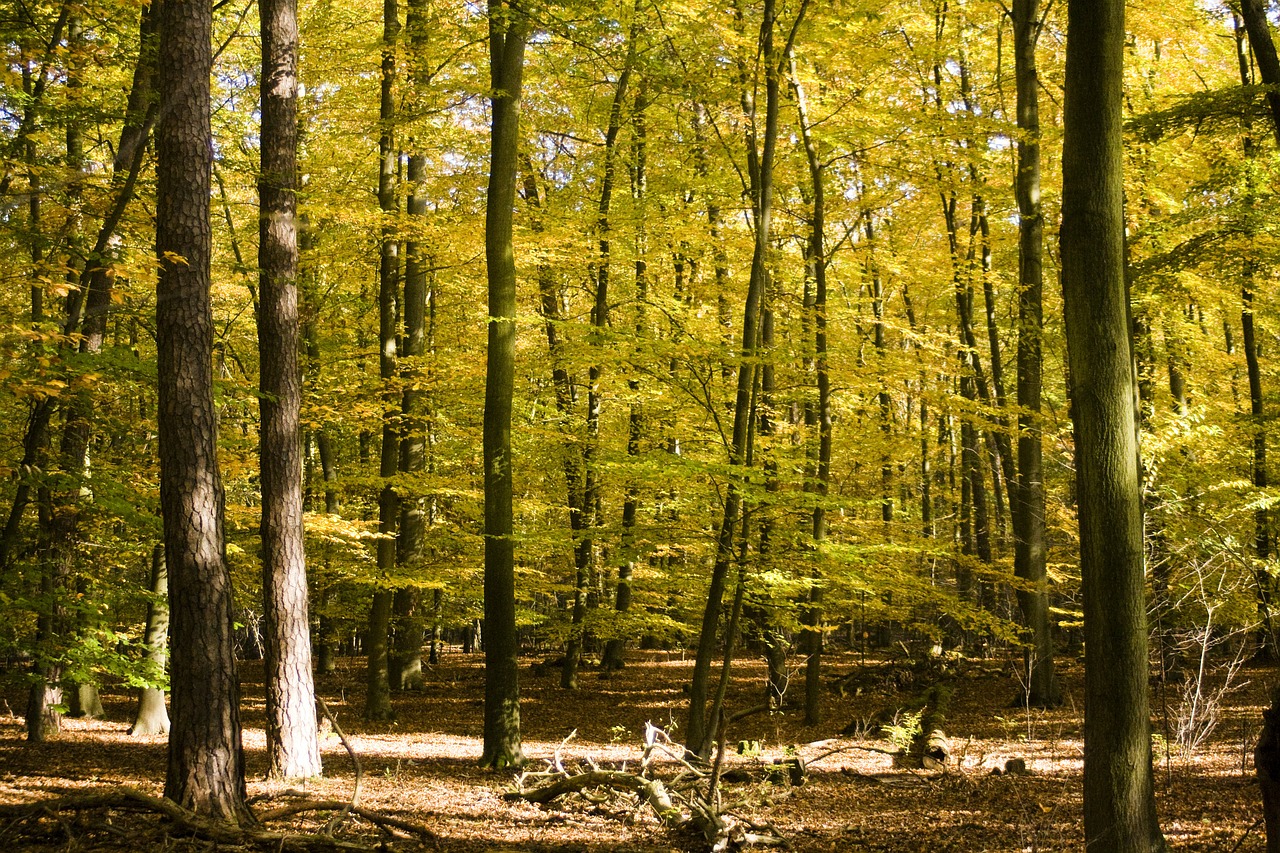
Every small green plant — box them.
[884,709,923,753]
[609,724,630,744]
[737,739,762,757]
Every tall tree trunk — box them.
[789,52,831,719]
[1061,1,1164,849]
[156,0,250,819]
[604,79,648,675]
[130,544,171,736]
[564,25,636,691]
[687,0,802,755]
[258,0,321,779]
[1236,16,1276,659]
[391,0,433,694]
[1011,0,1059,707]
[480,0,528,770]
[365,0,400,723]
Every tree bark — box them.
[156,0,250,820]
[481,0,528,770]
[365,0,400,723]
[1061,1,1164,849]
[258,0,321,779]
[1239,0,1280,147]
[1010,0,1059,709]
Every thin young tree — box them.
[156,0,250,821]
[1060,0,1164,848]
[366,0,400,722]
[1010,0,1059,707]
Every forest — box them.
[1,0,1279,848]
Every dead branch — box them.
[0,786,425,852]
[255,799,436,840]
[317,697,361,835]
[518,769,682,825]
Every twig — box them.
[316,697,361,836]
[1227,816,1263,853]
[255,800,436,841]
[553,729,577,776]
[807,741,901,764]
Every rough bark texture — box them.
[1061,1,1164,849]
[130,545,170,736]
[481,0,527,770]
[258,0,320,780]
[1011,0,1059,708]
[156,0,250,821]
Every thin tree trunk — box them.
[391,0,432,694]
[130,544,170,736]
[688,0,805,754]
[1011,0,1059,707]
[1236,16,1276,659]
[365,0,400,723]
[604,79,648,675]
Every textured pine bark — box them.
[258,0,320,780]
[1061,1,1163,849]
[155,0,249,822]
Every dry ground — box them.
[0,649,1269,851]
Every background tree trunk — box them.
[1011,0,1058,707]
[130,544,170,736]
[365,0,400,723]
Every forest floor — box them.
[0,648,1270,851]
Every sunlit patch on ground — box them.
[0,651,1269,851]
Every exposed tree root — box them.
[0,785,436,851]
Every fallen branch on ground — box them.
[0,784,435,851]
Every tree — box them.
[130,545,170,737]
[366,0,401,723]
[480,0,528,771]
[155,0,250,821]
[1060,0,1164,849]
[1010,0,1059,708]
[258,0,321,779]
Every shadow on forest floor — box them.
[0,650,1270,851]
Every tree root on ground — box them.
[0,786,436,851]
